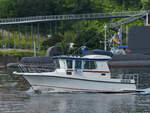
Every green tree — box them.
[41,33,62,50]
[141,0,150,10]
[56,31,77,54]
[0,0,16,18]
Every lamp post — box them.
[104,25,107,51]
[146,13,149,25]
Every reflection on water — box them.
[0,90,28,113]
[0,68,150,113]
[24,93,137,113]
[0,91,150,113]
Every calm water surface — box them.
[0,68,150,113]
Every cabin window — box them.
[54,60,60,69]
[83,60,97,69]
[75,60,82,69]
[66,60,73,69]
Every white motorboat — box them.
[13,54,140,93]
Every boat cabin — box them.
[53,55,111,79]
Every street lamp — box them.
[104,25,107,51]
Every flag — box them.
[110,33,120,44]
[110,27,122,44]
[117,26,122,44]
[112,34,120,44]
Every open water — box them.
[0,68,150,113]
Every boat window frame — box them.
[54,59,60,69]
[83,60,97,69]
[75,60,82,69]
[66,59,73,69]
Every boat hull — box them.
[23,75,137,93]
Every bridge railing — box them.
[109,11,148,28]
[0,11,148,25]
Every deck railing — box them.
[18,63,55,73]
[118,73,139,87]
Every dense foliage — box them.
[0,0,149,55]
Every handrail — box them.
[109,11,148,28]
[0,11,148,25]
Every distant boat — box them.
[13,51,140,93]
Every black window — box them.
[90,61,97,69]
[54,60,60,69]
[84,61,90,69]
[75,60,82,69]
[83,60,97,69]
[66,60,73,69]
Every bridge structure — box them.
[109,11,149,29]
[0,11,148,25]
[0,10,149,50]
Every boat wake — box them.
[24,87,150,95]
[137,88,150,95]
[25,87,35,94]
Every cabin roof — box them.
[52,55,111,61]
[82,49,113,57]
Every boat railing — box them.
[18,63,55,73]
[118,73,139,86]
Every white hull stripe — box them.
[26,75,135,84]
[67,70,110,73]
[32,84,137,93]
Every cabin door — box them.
[75,60,82,75]
[75,69,82,75]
